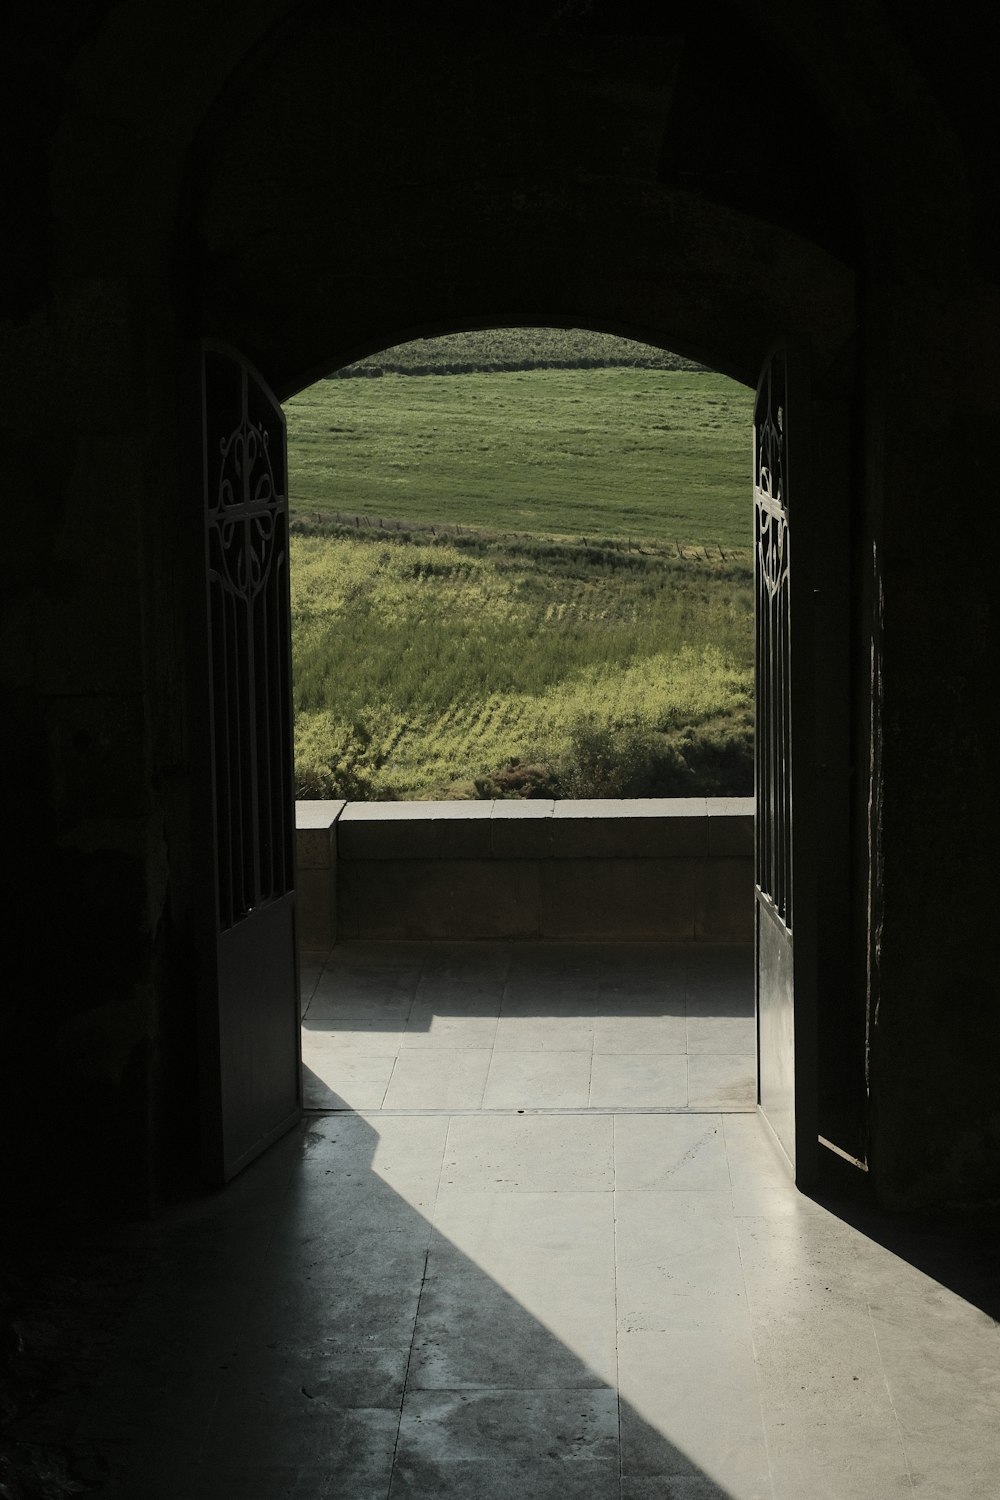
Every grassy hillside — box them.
[330,327,707,376]
[291,525,753,801]
[285,366,753,553]
[284,337,755,800]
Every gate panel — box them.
[754,342,818,1182]
[197,343,301,1184]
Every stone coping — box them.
[296,797,754,861]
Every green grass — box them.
[290,525,753,800]
[285,366,753,553]
[329,326,706,377]
[284,341,756,800]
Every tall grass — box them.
[285,344,755,801]
[291,528,753,799]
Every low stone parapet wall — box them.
[295,798,754,946]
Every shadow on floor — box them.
[811,1187,1000,1325]
[71,1110,749,1500]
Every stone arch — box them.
[180,13,857,398]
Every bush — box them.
[557,716,658,798]
[552,712,754,800]
[473,759,563,799]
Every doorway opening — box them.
[283,326,758,1116]
[285,327,755,806]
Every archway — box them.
[183,10,865,1189]
[284,325,759,1125]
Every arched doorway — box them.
[191,323,857,1188]
[182,7,865,1191]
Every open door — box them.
[754,341,820,1184]
[194,342,301,1185]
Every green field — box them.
[286,365,753,553]
[285,341,756,801]
[328,327,706,378]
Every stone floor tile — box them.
[383,1049,492,1109]
[76,1366,223,1451]
[407,1265,617,1388]
[686,1014,756,1053]
[500,974,601,1009]
[767,1448,911,1500]
[299,1112,450,1201]
[81,1449,213,1500]
[596,939,689,971]
[301,1047,397,1109]
[389,1455,621,1500]
[685,987,755,1018]
[685,943,754,979]
[418,942,512,980]
[735,1200,910,1312]
[482,1049,593,1108]
[276,1167,441,1240]
[429,1190,615,1279]
[326,939,431,967]
[618,1327,772,1499]
[504,939,607,973]
[221,1341,411,1410]
[105,1457,385,1500]
[394,1388,619,1465]
[598,975,687,1007]
[298,952,327,1017]
[722,1113,790,1187]
[235,1248,429,1354]
[304,992,413,1031]
[590,1052,688,1108]
[593,1012,688,1053]
[614,1114,730,1192]
[497,990,607,1018]
[864,1297,1000,1499]
[735,1215,915,1499]
[440,1113,614,1192]
[312,966,421,1004]
[197,1405,400,1494]
[402,1000,501,1049]
[685,946,754,1015]
[301,1026,407,1062]
[621,1479,742,1500]
[614,1190,747,1335]
[493,1013,596,1051]
[687,1052,756,1110]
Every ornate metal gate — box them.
[196,343,301,1184]
[754,341,818,1182]
[755,351,792,930]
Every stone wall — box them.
[297,799,754,945]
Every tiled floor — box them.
[70,942,1000,1499]
[301,941,757,1113]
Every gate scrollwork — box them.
[754,351,792,928]
[203,349,294,930]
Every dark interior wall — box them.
[759,0,1000,1207]
[188,19,855,396]
[1,1,292,1213]
[2,1,997,1218]
[865,280,1000,1209]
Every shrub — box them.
[558,716,658,798]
